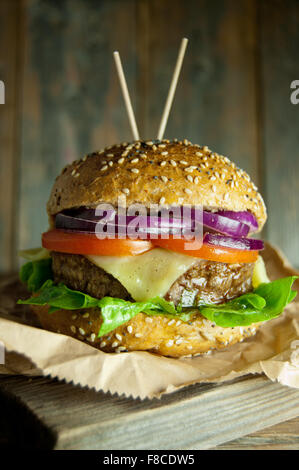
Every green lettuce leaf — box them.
[19,279,99,312]
[198,276,298,327]
[18,271,298,337]
[19,247,50,262]
[97,296,193,336]
[19,259,53,292]
[18,260,298,335]
[18,281,193,336]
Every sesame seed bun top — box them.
[47,139,267,232]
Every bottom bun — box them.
[32,305,260,357]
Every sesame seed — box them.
[170,160,177,167]
[101,165,108,171]
[118,157,125,164]
[168,319,175,326]
[180,160,188,165]
[90,333,96,342]
[82,155,88,161]
[146,317,153,323]
[131,158,139,164]
[79,328,85,336]
[100,341,106,348]
[127,325,133,334]
[224,193,230,201]
[115,333,122,341]
[183,139,189,145]
[107,153,114,157]
[108,161,113,167]
[122,188,130,195]
[212,184,216,193]
[160,161,167,167]
[210,175,216,181]
[185,167,195,173]
[194,176,199,184]
[186,175,193,183]
[131,168,139,174]
[185,188,192,195]
[115,346,126,353]
[112,341,119,348]
[71,169,76,176]
[161,151,168,156]
[135,333,142,338]
[166,339,174,346]
[82,312,89,318]
[187,345,193,350]
[176,338,183,345]
[196,151,203,156]
[159,197,166,204]
[161,176,168,183]
[70,326,76,334]
[146,141,153,146]
[158,144,166,148]
[140,153,147,159]
[176,321,181,326]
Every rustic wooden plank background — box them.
[0,0,22,272]
[0,0,299,270]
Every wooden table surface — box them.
[1,373,299,450]
[215,416,299,450]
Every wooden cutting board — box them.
[1,372,299,450]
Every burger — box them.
[18,139,297,357]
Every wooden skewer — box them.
[113,51,140,141]
[157,38,188,141]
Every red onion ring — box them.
[215,210,258,232]
[203,233,264,251]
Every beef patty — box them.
[51,252,254,306]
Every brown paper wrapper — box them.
[0,242,299,399]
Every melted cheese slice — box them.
[86,248,198,302]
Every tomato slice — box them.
[43,230,258,262]
[42,230,153,256]
[152,237,259,263]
